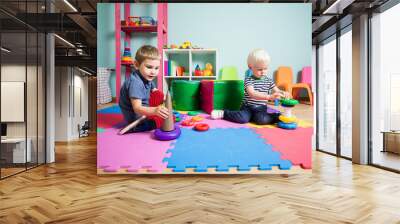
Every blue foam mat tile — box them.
[164,128,292,172]
[237,166,252,171]
[215,166,230,172]
[97,105,121,114]
[258,164,272,170]
[194,167,208,172]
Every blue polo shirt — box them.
[119,70,156,123]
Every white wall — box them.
[72,72,89,138]
[55,67,89,141]
[55,66,69,141]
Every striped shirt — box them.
[243,75,275,106]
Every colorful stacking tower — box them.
[121,47,133,64]
[277,98,299,130]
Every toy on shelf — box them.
[122,16,157,27]
[164,44,179,49]
[277,98,299,130]
[194,64,203,76]
[154,91,181,141]
[163,42,202,49]
[180,41,192,49]
[193,64,213,77]
[139,16,157,26]
[121,47,133,64]
[128,16,141,26]
[203,63,213,76]
[176,66,185,76]
[120,16,158,33]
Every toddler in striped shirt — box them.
[211,49,290,125]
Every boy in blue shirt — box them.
[212,49,289,124]
[119,45,168,133]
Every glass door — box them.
[317,36,337,155]
[370,4,400,171]
[1,31,28,178]
[339,28,352,158]
[0,0,47,179]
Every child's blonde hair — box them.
[247,48,271,66]
[135,45,161,64]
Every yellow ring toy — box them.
[279,115,297,123]
[191,116,204,122]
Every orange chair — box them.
[275,66,294,93]
[292,66,313,105]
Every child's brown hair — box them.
[135,45,161,64]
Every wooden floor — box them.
[1,135,400,223]
[373,151,400,171]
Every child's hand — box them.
[154,105,169,119]
[282,91,291,98]
[271,92,284,100]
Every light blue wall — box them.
[97,3,311,96]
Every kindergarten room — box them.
[97,3,314,174]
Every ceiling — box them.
[0,0,393,74]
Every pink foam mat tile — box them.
[97,128,174,173]
[254,127,313,169]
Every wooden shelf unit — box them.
[121,25,157,33]
[115,3,168,102]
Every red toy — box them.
[194,64,203,76]
[194,123,209,132]
[148,90,165,128]
[181,119,195,126]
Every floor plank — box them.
[1,134,400,223]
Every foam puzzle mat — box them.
[97,105,313,174]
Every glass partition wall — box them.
[339,27,352,159]
[317,36,337,155]
[316,27,353,159]
[0,1,46,179]
[370,3,400,172]
[316,0,400,172]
